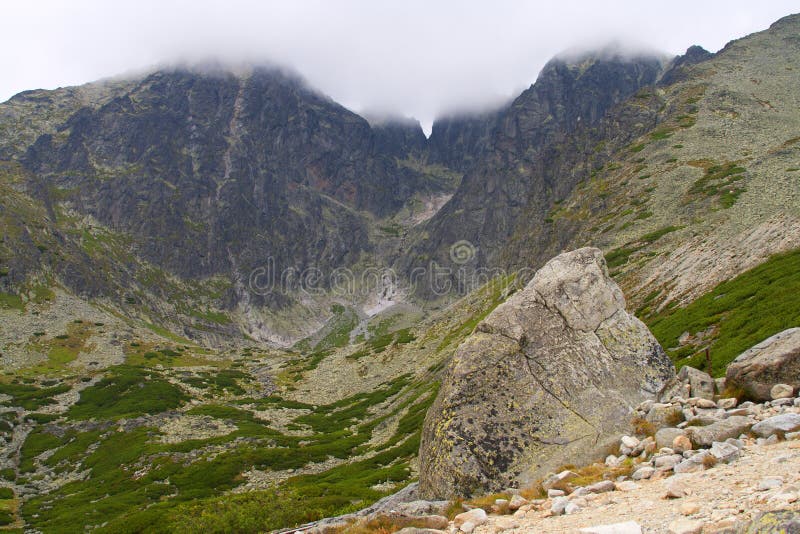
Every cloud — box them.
[1,1,797,132]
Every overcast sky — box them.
[3,1,797,132]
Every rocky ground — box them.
[473,437,800,534]
[312,386,800,534]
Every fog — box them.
[3,1,797,132]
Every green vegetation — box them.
[66,366,188,420]
[347,327,417,360]
[645,248,800,375]
[184,369,249,396]
[604,226,682,270]
[0,381,70,411]
[687,162,747,208]
[0,292,24,311]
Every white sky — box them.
[2,1,797,131]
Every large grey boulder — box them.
[685,416,754,448]
[418,248,675,498]
[726,328,800,401]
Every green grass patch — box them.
[0,381,70,411]
[0,292,24,311]
[66,366,188,420]
[646,248,800,375]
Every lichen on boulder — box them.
[418,247,675,498]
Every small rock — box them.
[771,383,794,400]
[668,518,704,534]
[674,451,712,474]
[586,480,616,494]
[460,520,476,534]
[672,435,693,453]
[454,508,488,528]
[680,502,701,515]
[579,521,643,534]
[621,435,640,449]
[564,501,582,515]
[654,454,683,470]
[725,437,745,449]
[656,428,687,450]
[547,489,565,498]
[717,397,737,409]
[550,496,569,516]
[605,455,623,467]
[695,398,717,409]
[632,466,655,480]
[665,477,691,499]
[615,481,638,492]
[757,477,783,491]
[756,435,780,446]
[507,494,528,511]
[492,517,520,531]
[710,441,740,463]
[786,431,800,440]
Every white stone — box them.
[771,383,794,400]
[757,477,783,491]
[668,518,704,534]
[615,480,639,492]
[579,521,642,534]
[632,466,655,480]
[621,435,640,449]
[454,508,488,528]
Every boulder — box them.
[678,367,715,400]
[418,248,675,498]
[453,508,487,529]
[685,416,753,448]
[655,427,687,449]
[751,414,800,438]
[646,404,684,428]
[726,328,800,401]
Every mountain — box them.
[0,12,799,533]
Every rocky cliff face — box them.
[418,248,674,498]
[20,67,444,282]
[400,51,666,288]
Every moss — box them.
[0,292,24,311]
[0,381,70,411]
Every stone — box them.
[725,328,800,401]
[492,517,520,531]
[714,377,726,394]
[680,502,701,515]
[678,366,715,400]
[507,494,528,511]
[665,477,691,498]
[395,529,447,534]
[674,450,712,473]
[579,522,643,534]
[786,431,800,441]
[725,437,745,449]
[460,521,476,534]
[542,471,578,493]
[547,489,565,498]
[656,428,687,449]
[454,509,488,529]
[757,477,783,491]
[672,435,693,454]
[771,383,795,399]
[709,441,740,463]
[632,466,655,480]
[621,435,639,449]
[717,398,737,409]
[751,413,800,438]
[685,416,753,448]
[668,518,704,534]
[695,398,717,409]
[654,453,683,470]
[564,501,582,515]
[586,480,616,494]
[418,248,675,498]
[647,404,684,428]
[757,435,780,446]
[551,496,569,516]
[615,481,638,492]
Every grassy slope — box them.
[641,248,800,376]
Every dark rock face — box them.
[427,110,502,174]
[21,67,443,282]
[418,248,675,499]
[659,45,713,86]
[401,53,666,289]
